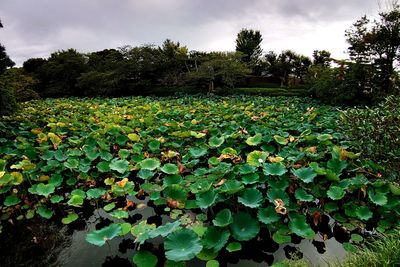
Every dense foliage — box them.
[1,96,399,265]
[340,95,400,181]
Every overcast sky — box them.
[0,0,383,66]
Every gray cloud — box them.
[0,0,380,65]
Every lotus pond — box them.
[0,95,399,266]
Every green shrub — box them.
[0,85,18,115]
[340,95,400,181]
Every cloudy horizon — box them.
[0,0,384,66]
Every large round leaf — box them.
[294,188,314,202]
[109,159,129,174]
[164,229,203,261]
[263,163,287,176]
[288,214,315,239]
[246,133,262,146]
[212,209,233,227]
[208,136,225,148]
[202,226,230,252]
[86,223,122,246]
[355,206,373,221]
[291,167,317,183]
[238,188,263,208]
[132,251,158,267]
[196,190,217,209]
[246,151,268,167]
[161,163,179,175]
[327,186,346,200]
[140,158,161,171]
[257,206,281,224]
[230,212,260,241]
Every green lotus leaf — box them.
[327,186,346,200]
[189,147,208,158]
[368,189,388,206]
[137,169,154,180]
[50,195,64,203]
[292,167,317,183]
[128,133,140,142]
[118,149,130,159]
[226,242,242,252]
[131,221,156,244]
[133,250,158,267]
[140,158,161,171]
[64,158,79,169]
[196,248,218,261]
[196,190,217,209]
[267,188,290,206]
[355,206,373,221]
[86,223,122,246]
[37,206,53,219]
[272,231,291,244]
[96,161,111,173]
[148,140,161,152]
[208,136,225,148]
[109,159,129,174]
[239,164,257,174]
[67,195,84,207]
[350,233,364,243]
[149,220,181,238]
[263,163,287,176]
[110,209,129,219]
[62,213,79,224]
[86,188,106,199]
[4,195,20,206]
[246,133,262,146]
[165,260,186,267]
[317,134,333,141]
[241,173,259,184]
[238,188,263,208]
[54,150,68,161]
[230,212,260,241]
[389,182,400,196]
[212,209,233,227]
[327,158,348,176]
[190,131,206,139]
[288,214,315,239]
[220,180,244,194]
[221,147,238,155]
[161,163,179,175]
[294,188,314,202]
[273,135,288,145]
[35,183,55,197]
[84,148,100,161]
[164,175,183,187]
[257,206,281,224]
[202,226,230,252]
[71,189,86,198]
[103,202,116,211]
[206,260,219,267]
[190,180,212,194]
[208,157,220,166]
[119,222,132,235]
[164,184,187,202]
[246,151,268,167]
[164,228,203,261]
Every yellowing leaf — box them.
[128,133,140,142]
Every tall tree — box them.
[346,3,400,94]
[235,28,263,74]
[312,50,331,67]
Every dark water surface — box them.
[1,196,346,267]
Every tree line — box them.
[1,3,400,114]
